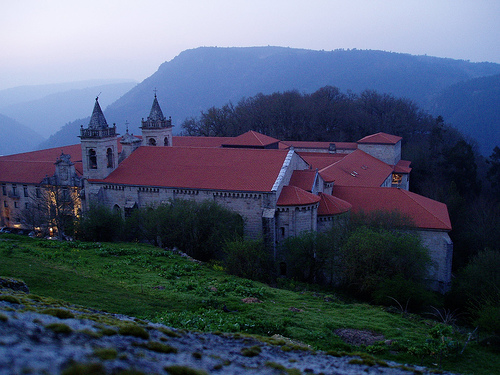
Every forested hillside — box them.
[431,74,500,155]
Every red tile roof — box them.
[96,146,289,192]
[281,140,357,151]
[221,131,280,147]
[289,169,317,192]
[297,152,348,172]
[317,192,352,216]
[319,150,393,187]
[358,132,402,145]
[331,186,451,230]
[393,159,412,174]
[172,136,230,148]
[0,144,83,184]
[277,185,321,206]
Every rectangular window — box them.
[25,202,29,209]
[1,184,6,196]
[36,187,41,198]
[14,202,19,208]
[23,185,28,197]
[12,185,17,196]
[3,201,7,208]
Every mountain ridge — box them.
[6,46,500,154]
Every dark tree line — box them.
[181,87,434,143]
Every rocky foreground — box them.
[0,278,453,375]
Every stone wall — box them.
[86,182,272,239]
[418,230,453,293]
[358,141,401,165]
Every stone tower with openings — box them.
[140,94,173,147]
[79,97,119,180]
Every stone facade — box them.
[358,139,402,166]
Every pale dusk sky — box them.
[1,0,499,90]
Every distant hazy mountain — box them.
[431,74,500,155]
[0,80,137,137]
[0,114,44,156]
[0,79,135,108]
[34,47,500,153]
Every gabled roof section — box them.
[148,95,167,122]
[358,132,402,145]
[97,146,289,192]
[277,185,320,206]
[393,159,412,174]
[319,149,393,187]
[0,144,83,184]
[88,97,108,130]
[331,186,452,231]
[317,192,352,216]
[298,152,348,172]
[221,131,280,148]
[288,169,317,192]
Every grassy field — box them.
[0,234,498,375]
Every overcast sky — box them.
[1,0,499,90]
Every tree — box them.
[21,184,80,239]
[339,227,430,298]
[486,146,500,196]
[125,199,244,261]
[223,239,274,282]
[281,231,333,283]
[78,203,123,242]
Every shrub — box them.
[78,203,123,242]
[373,275,440,312]
[126,199,244,261]
[476,305,500,335]
[338,227,430,299]
[451,249,500,327]
[281,231,334,284]
[223,239,274,282]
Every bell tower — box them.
[140,93,173,146]
[79,97,119,180]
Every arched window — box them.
[89,149,97,169]
[164,137,169,146]
[113,204,121,216]
[107,148,114,168]
[148,138,156,146]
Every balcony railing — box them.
[80,126,117,139]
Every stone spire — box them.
[88,97,108,130]
[148,94,167,122]
[80,97,116,139]
[140,93,173,146]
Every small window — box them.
[2,184,6,196]
[23,185,28,197]
[25,202,29,209]
[14,202,19,208]
[392,173,402,185]
[164,137,169,146]
[148,138,157,146]
[12,185,17,196]
[35,187,41,198]
[3,201,7,208]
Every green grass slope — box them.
[0,234,497,374]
